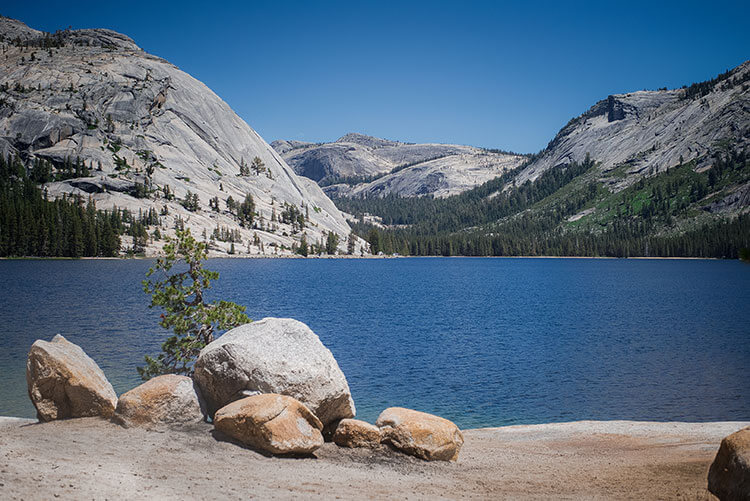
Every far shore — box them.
[0,417,744,499]
[0,254,728,261]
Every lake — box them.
[1,257,748,428]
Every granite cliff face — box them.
[272,133,525,198]
[517,61,750,189]
[0,17,360,255]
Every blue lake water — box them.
[1,257,748,428]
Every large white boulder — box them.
[193,318,355,425]
[26,334,117,421]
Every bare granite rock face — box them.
[26,334,117,421]
[0,17,363,256]
[193,318,355,426]
[214,394,324,456]
[114,374,204,429]
[272,133,525,198]
[705,181,750,213]
[376,407,464,461]
[708,426,750,500]
[515,61,750,193]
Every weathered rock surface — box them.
[705,181,750,213]
[376,407,464,461]
[26,334,117,421]
[272,133,525,198]
[708,426,750,500]
[516,62,750,193]
[114,374,204,428]
[193,318,355,425]
[213,394,323,456]
[332,418,381,448]
[0,17,362,256]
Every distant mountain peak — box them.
[0,16,139,51]
[335,133,400,148]
[0,16,358,256]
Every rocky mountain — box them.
[0,16,362,256]
[338,61,750,257]
[271,133,525,198]
[518,61,750,188]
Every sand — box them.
[0,417,745,500]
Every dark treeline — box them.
[363,213,750,259]
[339,151,750,259]
[681,67,750,100]
[336,155,596,234]
[318,172,387,187]
[0,155,123,257]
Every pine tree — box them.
[139,229,249,379]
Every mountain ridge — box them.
[333,61,750,257]
[272,133,526,198]
[0,16,361,257]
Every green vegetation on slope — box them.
[0,154,165,257]
[336,150,750,258]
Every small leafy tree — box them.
[139,228,249,379]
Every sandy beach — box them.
[0,417,744,499]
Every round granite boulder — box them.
[194,318,355,426]
[376,407,464,461]
[114,374,205,429]
[214,394,324,456]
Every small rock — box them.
[213,394,323,456]
[708,426,750,500]
[114,374,204,429]
[26,334,117,421]
[376,407,464,461]
[194,318,355,426]
[332,418,381,448]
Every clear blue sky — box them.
[3,1,749,153]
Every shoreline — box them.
[1,415,747,429]
[1,417,744,499]
[0,254,727,261]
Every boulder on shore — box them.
[193,318,355,425]
[708,426,750,500]
[114,374,204,429]
[376,407,464,461]
[213,394,324,456]
[26,334,117,421]
[332,418,381,448]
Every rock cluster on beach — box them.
[24,318,464,461]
